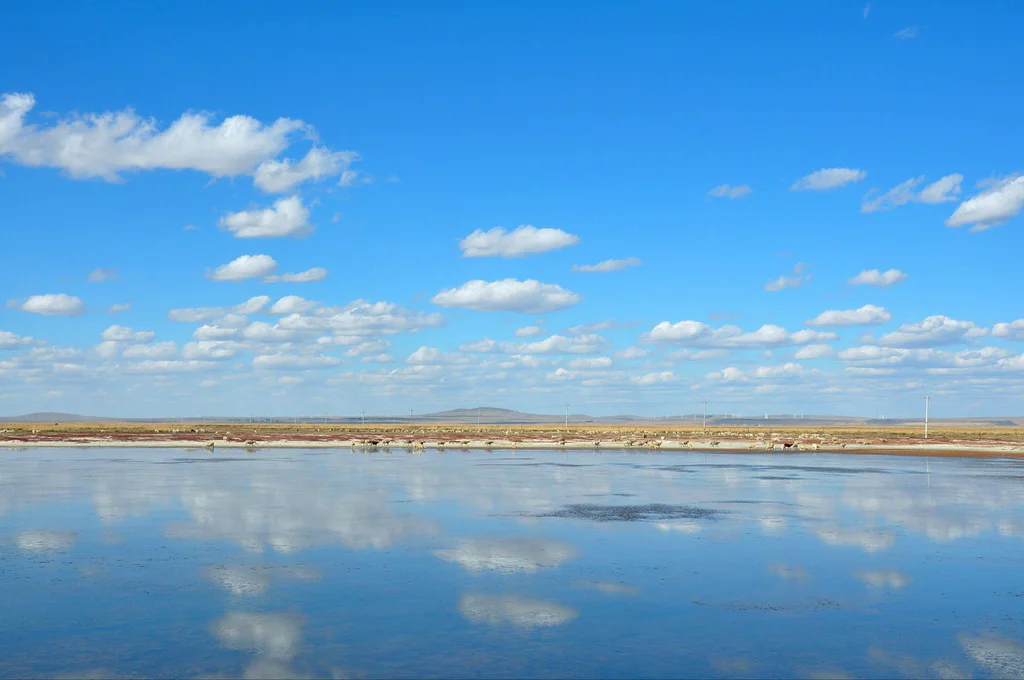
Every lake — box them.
[2,447,1023,679]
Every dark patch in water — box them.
[693,597,841,612]
[756,475,798,480]
[534,503,718,522]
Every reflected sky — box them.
[1,448,1023,678]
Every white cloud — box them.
[947,175,1024,231]
[632,371,675,385]
[645,321,836,349]
[458,594,577,629]
[108,302,131,314]
[269,296,316,315]
[794,344,836,360]
[253,147,356,193]
[459,225,579,258]
[263,267,327,283]
[207,255,278,282]
[101,325,155,342]
[0,330,33,350]
[807,304,891,327]
[87,267,118,283]
[993,319,1024,341]
[461,333,606,356]
[219,195,312,239]
[764,274,810,292]
[0,92,306,180]
[10,294,85,316]
[615,347,649,360]
[791,168,867,191]
[869,315,988,348]
[432,279,581,313]
[895,26,919,39]
[708,184,752,199]
[515,325,544,338]
[847,268,908,287]
[568,356,612,369]
[861,174,962,212]
[252,353,342,370]
[122,341,177,359]
[572,257,642,273]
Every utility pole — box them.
[565,403,569,428]
[361,410,365,425]
[924,395,930,439]
[702,400,708,431]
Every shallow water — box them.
[2,447,1023,679]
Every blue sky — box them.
[2,1,1023,418]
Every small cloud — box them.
[432,278,582,313]
[331,212,341,223]
[792,168,867,191]
[87,267,118,283]
[264,267,328,283]
[895,26,919,40]
[108,303,132,314]
[182,224,199,232]
[572,257,642,273]
[219,195,312,239]
[946,175,1024,232]
[861,174,962,213]
[515,325,545,338]
[765,274,811,292]
[460,225,579,258]
[807,304,891,328]
[863,3,871,19]
[9,293,85,316]
[708,184,752,199]
[847,268,908,287]
[207,254,278,282]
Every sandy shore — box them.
[2,436,1023,457]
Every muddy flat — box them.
[1,448,1023,678]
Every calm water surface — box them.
[2,447,1024,679]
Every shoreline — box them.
[2,437,1023,458]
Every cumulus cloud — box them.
[838,345,1011,370]
[764,274,810,292]
[946,175,1024,231]
[791,168,867,191]
[460,333,606,355]
[573,257,642,273]
[708,184,752,199]
[515,325,545,338]
[87,267,118,283]
[632,371,675,385]
[101,325,156,342]
[567,356,613,369]
[861,174,962,212]
[219,195,312,238]
[868,315,988,348]
[645,321,836,349]
[0,330,34,350]
[263,267,327,283]
[807,304,891,327]
[432,279,581,313]
[269,296,317,315]
[847,268,908,287]
[0,92,306,180]
[207,255,278,282]
[252,353,342,370]
[993,319,1024,341]
[458,594,577,629]
[459,225,579,258]
[253,147,356,193]
[794,344,836,360]
[9,294,85,316]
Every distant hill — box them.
[1,408,1021,427]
